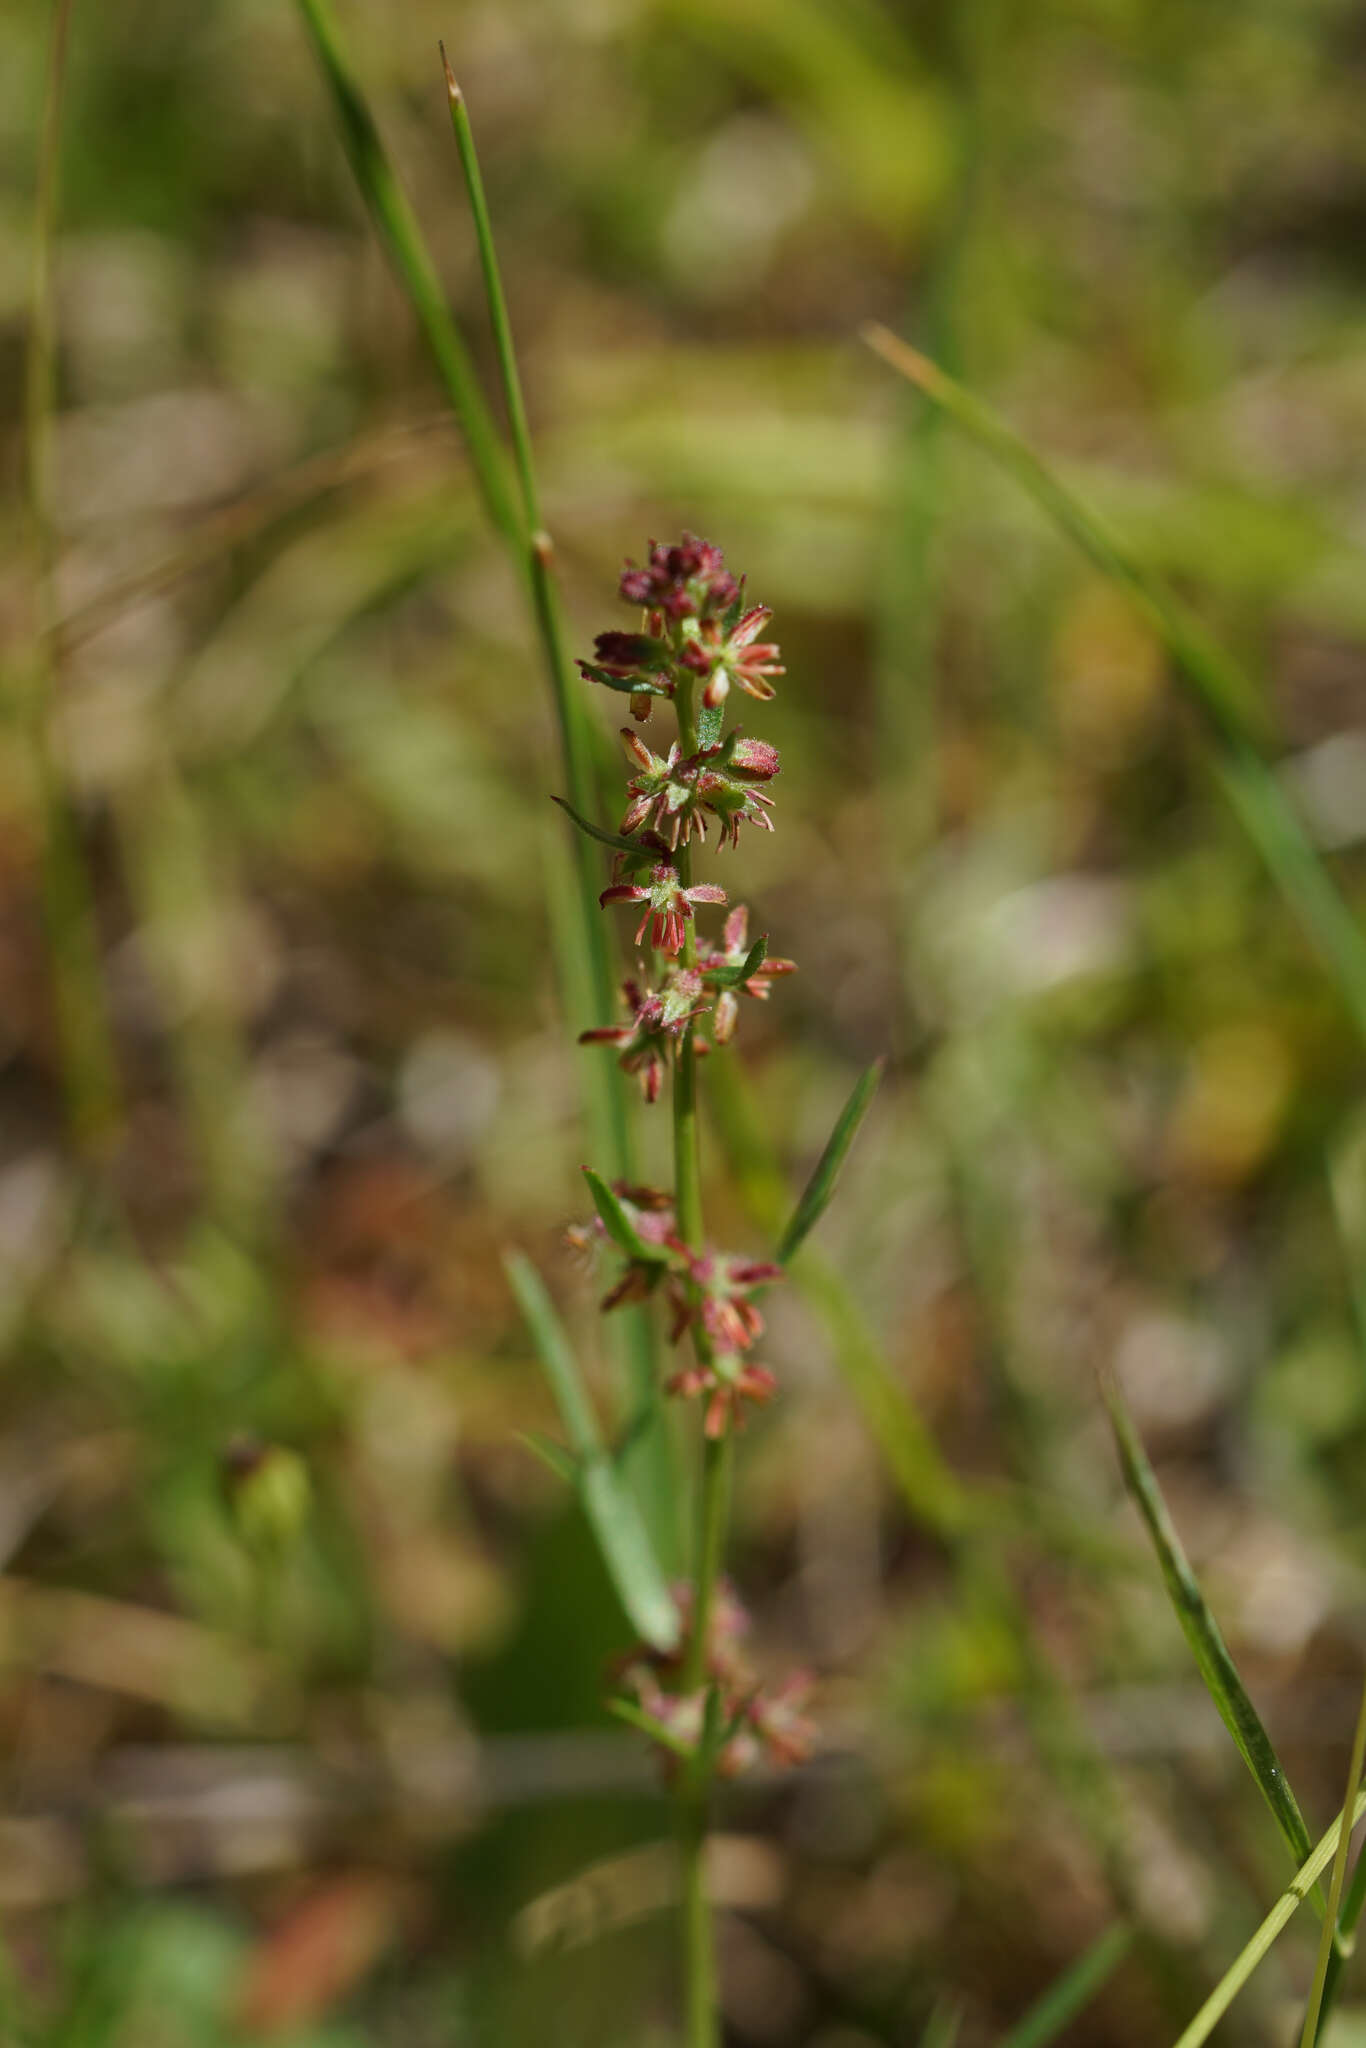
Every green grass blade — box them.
[292,0,518,546]
[1172,1788,1366,2048]
[999,1924,1133,2048]
[1101,1371,1317,1876]
[778,1060,884,1264]
[440,45,539,530]
[505,1252,678,1650]
[862,324,1366,1049]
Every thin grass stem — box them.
[1171,1788,1366,2048]
[25,0,123,1159]
[1300,1685,1366,2044]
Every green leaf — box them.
[582,1168,671,1265]
[292,0,518,547]
[703,936,769,990]
[505,1252,679,1651]
[605,1695,694,1762]
[705,1049,969,1539]
[579,1455,681,1655]
[862,325,1366,1050]
[550,796,643,857]
[778,1060,884,1264]
[1101,1371,1317,1878]
[578,663,671,698]
[999,1924,1132,2048]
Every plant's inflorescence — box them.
[565,534,807,1776]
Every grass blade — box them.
[999,1923,1132,2048]
[862,324,1366,1049]
[778,1060,884,1264]
[504,1253,678,1651]
[292,0,517,544]
[1172,1788,1366,2048]
[1101,1370,1317,1878]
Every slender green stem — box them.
[25,0,123,1159]
[671,660,726,2047]
[1300,1677,1366,2046]
[679,1788,716,2048]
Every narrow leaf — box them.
[1172,1788,1366,2048]
[517,1430,578,1486]
[605,1696,694,1762]
[706,1050,970,1538]
[292,0,518,546]
[778,1061,885,1264]
[704,936,770,990]
[579,1457,680,1653]
[551,796,642,857]
[578,663,671,698]
[999,1923,1132,2048]
[861,324,1366,1050]
[582,1168,671,1265]
[505,1252,678,1651]
[1101,1371,1316,1877]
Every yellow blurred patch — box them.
[1166,1023,1295,1183]
[1052,581,1166,757]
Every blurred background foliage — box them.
[1,0,1366,2041]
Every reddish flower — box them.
[612,1582,814,1777]
[678,605,785,710]
[600,863,726,957]
[745,1671,817,1770]
[700,904,797,1043]
[617,731,708,849]
[578,971,710,1103]
[666,1352,778,1438]
[668,1248,783,1354]
[619,535,739,621]
[620,730,781,851]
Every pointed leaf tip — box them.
[438,41,461,102]
[777,1059,884,1265]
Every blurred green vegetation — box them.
[2,0,1366,2041]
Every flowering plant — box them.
[559,536,831,2041]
